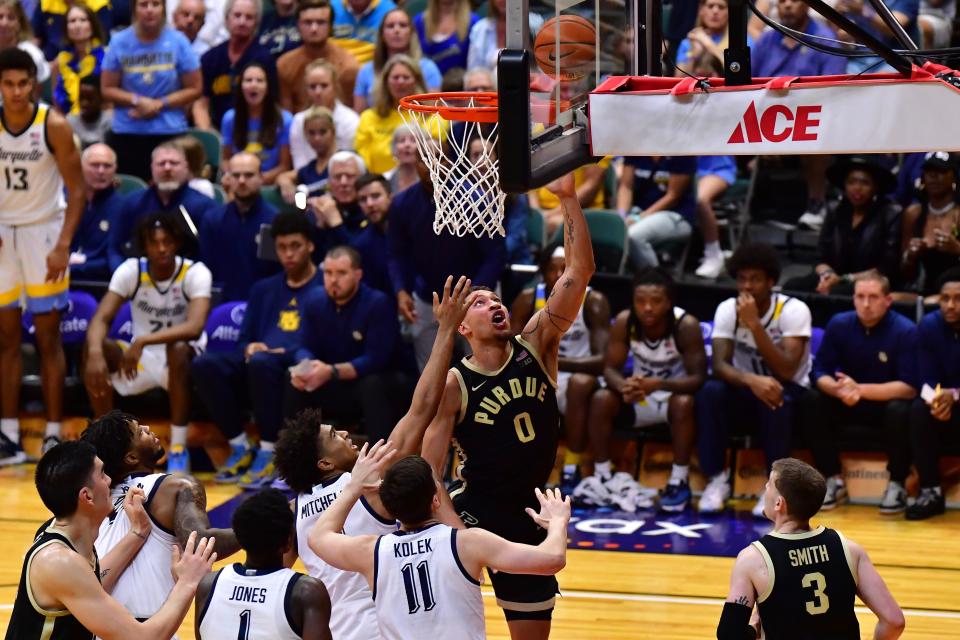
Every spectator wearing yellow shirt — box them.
[530,158,611,234]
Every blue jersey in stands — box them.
[239,269,322,352]
[811,310,918,388]
[917,310,960,389]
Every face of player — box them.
[82,146,117,191]
[358,181,390,225]
[128,419,166,468]
[386,63,417,103]
[853,279,891,329]
[700,0,728,32]
[173,0,205,40]
[0,6,20,45]
[940,282,960,326]
[298,7,331,46]
[381,10,412,53]
[323,254,362,304]
[274,232,314,274]
[762,471,782,523]
[542,256,564,292]
[735,268,774,305]
[305,67,336,108]
[228,154,262,200]
[134,0,166,31]
[151,148,189,190]
[776,0,808,29]
[317,424,359,471]
[82,457,114,520]
[227,0,257,40]
[923,166,955,199]
[66,7,94,45]
[633,285,672,329]
[145,227,179,271]
[0,69,34,113]
[304,118,334,155]
[461,290,511,341]
[329,160,361,204]
[393,132,418,165]
[843,169,876,209]
[240,65,268,108]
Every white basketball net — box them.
[398,96,505,238]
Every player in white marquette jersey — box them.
[308,443,571,640]
[196,489,332,640]
[585,268,707,512]
[81,411,241,625]
[0,48,85,464]
[274,275,472,640]
[83,213,212,473]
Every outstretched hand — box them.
[545,173,576,199]
[525,487,571,529]
[433,275,472,332]
[171,531,217,588]
[348,439,397,494]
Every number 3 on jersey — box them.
[801,571,830,615]
[3,166,27,190]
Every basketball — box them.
[534,15,596,81]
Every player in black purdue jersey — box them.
[422,175,594,640]
[719,458,904,640]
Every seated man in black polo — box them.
[907,267,960,520]
[285,245,408,442]
[808,270,917,515]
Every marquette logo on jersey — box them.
[278,309,300,331]
[0,147,43,163]
[473,376,547,425]
[136,300,187,317]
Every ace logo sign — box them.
[727,102,822,144]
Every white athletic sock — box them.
[259,440,275,453]
[669,464,689,485]
[1,418,19,444]
[594,460,612,480]
[704,241,722,259]
[932,486,943,496]
[45,422,62,439]
[170,425,188,448]
[228,432,249,448]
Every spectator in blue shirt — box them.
[344,172,392,294]
[71,144,128,282]
[32,0,112,60]
[199,152,281,301]
[616,155,696,270]
[807,271,917,515]
[752,0,847,77]
[330,0,397,65]
[192,212,322,488]
[286,245,410,442]
[306,150,368,261]
[674,0,752,77]
[101,0,202,181]
[258,0,301,55]
[907,267,960,519]
[414,0,478,74]
[194,0,277,131]
[53,4,107,116]
[837,0,920,74]
[220,62,293,184]
[108,142,217,270]
[388,169,506,370]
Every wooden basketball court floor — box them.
[1,464,958,639]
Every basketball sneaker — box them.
[695,254,725,279]
[820,476,849,510]
[659,480,691,513]
[238,449,276,490]
[0,433,26,467]
[605,472,655,511]
[698,473,730,514]
[560,463,581,497]
[215,443,256,483]
[879,481,907,515]
[572,475,611,507]
[905,488,945,521]
[166,445,190,474]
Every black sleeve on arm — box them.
[717,602,757,640]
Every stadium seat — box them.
[551,209,629,274]
[108,302,134,343]
[21,291,99,346]
[188,128,223,177]
[116,173,148,195]
[212,184,227,204]
[810,326,825,358]
[204,301,247,353]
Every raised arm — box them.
[390,276,471,458]
[420,372,461,478]
[851,541,905,639]
[558,290,611,375]
[522,174,595,368]
[149,476,239,557]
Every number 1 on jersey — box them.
[401,561,436,614]
[237,609,251,639]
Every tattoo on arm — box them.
[99,568,111,580]
[735,595,751,606]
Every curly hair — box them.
[80,411,138,486]
[274,409,326,494]
[726,242,781,283]
[233,489,294,556]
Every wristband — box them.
[329,364,340,381]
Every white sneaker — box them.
[604,472,642,513]
[572,475,611,507]
[698,473,731,513]
[695,253,725,279]
[751,494,766,519]
[798,209,825,230]
[821,476,849,510]
[879,481,907,515]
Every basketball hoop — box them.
[398,92,505,239]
